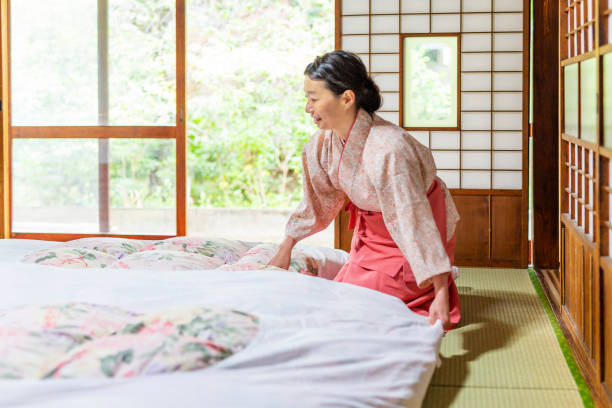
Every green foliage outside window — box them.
[12,0,332,210]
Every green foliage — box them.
[185,0,332,208]
[408,45,453,121]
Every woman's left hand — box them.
[429,288,450,330]
[429,272,451,330]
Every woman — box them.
[268,50,461,330]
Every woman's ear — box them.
[342,89,356,109]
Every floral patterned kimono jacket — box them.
[286,109,461,328]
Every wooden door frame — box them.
[532,0,560,273]
[0,0,9,238]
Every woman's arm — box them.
[267,236,297,269]
[429,272,451,329]
[268,131,344,269]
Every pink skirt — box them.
[334,180,461,329]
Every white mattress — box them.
[0,239,443,408]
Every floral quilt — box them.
[0,302,259,380]
[22,237,324,277]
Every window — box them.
[400,34,459,129]
[6,0,333,245]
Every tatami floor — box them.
[422,268,590,408]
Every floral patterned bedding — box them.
[12,238,341,379]
[0,302,259,380]
[22,237,325,276]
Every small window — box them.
[400,34,459,129]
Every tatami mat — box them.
[422,268,586,408]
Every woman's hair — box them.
[304,50,381,114]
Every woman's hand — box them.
[429,272,451,330]
[267,237,297,270]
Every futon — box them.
[0,238,443,407]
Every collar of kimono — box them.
[336,108,373,193]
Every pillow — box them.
[21,247,118,269]
[110,250,225,270]
[293,244,349,280]
[140,237,252,264]
[56,237,149,259]
[233,243,279,266]
[226,243,325,277]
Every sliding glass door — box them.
[5,0,333,244]
[8,0,184,238]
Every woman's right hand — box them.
[267,237,297,270]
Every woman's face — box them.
[304,76,352,131]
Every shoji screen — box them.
[558,1,612,404]
[335,0,529,267]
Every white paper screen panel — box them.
[463,0,491,11]
[342,36,369,53]
[410,131,430,147]
[493,112,523,130]
[371,35,399,53]
[338,0,527,190]
[462,132,492,149]
[493,171,522,189]
[564,64,579,137]
[494,0,523,12]
[462,14,492,32]
[493,73,522,91]
[380,92,399,111]
[342,16,368,34]
[494,13,523,31]
[433,151,460,169]
[400,0,429,13]
[463,151,491,169]
[462,53,492,71]
[342,0,368,14]
[377,111,399,126]
[431,132,460,149]
[372,74,400,91]
[371,54,399,72]
[494,33,523,52]
[462,73,492,91]
[371,16,398,34]
[432,14,460,32]
[371,0,398,14]
[462,34,492,52]
[437,170,460,188]
[437,170,461,188]
[462,112,491,130]
[462,171,491,189]
[432,0,461,13]
[462,93,492,110]
[401,15,430,33]
[494,53,523,71]
[493,132,522,150]
[493,152,522,169]
[493,93,522,110]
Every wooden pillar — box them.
[533,0,559,270]
[0,0,10,239]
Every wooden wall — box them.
[336,189,528,268]
[453,190,526,266]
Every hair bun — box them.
[358,77,381,114]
